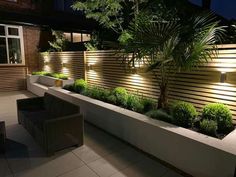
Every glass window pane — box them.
[73,33,81,43]
[0,26,5,36]
[64,32,71,42]
[82,34,91,42]
[8,27,19,36]
[0,38,7,64]
[8,38,22,64]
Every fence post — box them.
[83,51,87,81]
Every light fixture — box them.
[62,62,68,68]
[220,72,227,83]
[87,64,93,70]
[44,61,49,65]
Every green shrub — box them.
[199,119,217,137]
[44,72,54,77]
[32,71,49,76]
[107,95,117,105]
[85,86,110,102]
[52,73,68,80]
[146,109,173,123]
[141,97,156,112]
[171,101,198,128]
[127,94,144,113]
[112,87,128,107]
[63,84,74,91]
[202,103,233,133]
[74,79,88,93]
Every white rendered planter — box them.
[27,75,74,96]
[48,87,236,177]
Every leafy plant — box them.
[74,79,88,93]
[112,87,128,107]
[51,73,68,80]
[32,71,49,76]
[199,119,217,137]
[127,94,144,113]
[107,95,117,105]
[146,109,173,123]
[202,103,233,133]
[84,32,100,51]
[171,101,198,128]
[48,30,68,52]
[120,12,224,109]
[141,97,156,112]
[63,84,74,91]
[85,86,111,102]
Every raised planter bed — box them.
[27,74,74,96]
[48,87,236,177]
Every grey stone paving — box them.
[0,91,186,177]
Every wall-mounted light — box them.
[44,61,49,65]
[220,72,227,83]
[62,62,69,68]
[87,64,94,70]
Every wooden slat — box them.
[0,66,27,91]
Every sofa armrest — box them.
[17,97,44,110]
[44,114,84,155]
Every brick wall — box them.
[0,0,35,10]
[23,26,41,73]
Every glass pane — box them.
[82,34,91,42]
[64,32,71,42]
[0,38,7,64]
[0,26,5,36]
[8,38,22,64]
[8,28,19,36]
[73,33,81,43]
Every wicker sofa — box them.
[17,93,83,155]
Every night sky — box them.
[189,0,236,20]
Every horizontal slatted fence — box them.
[0,66,27,91]
[85,46,236,122]
[39,45,236,122]
[39,51,85,79]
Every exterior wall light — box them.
[220,72,227,83]
[62,63,68,68]
[44,61,49,65]
[87,64,93,70]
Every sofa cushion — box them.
[44,93,79,117]
[21,110,53,130]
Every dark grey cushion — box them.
[21,110,53,130]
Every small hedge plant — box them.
[74,79,88,93]
[199,119,217,137]
[32,71,68,80]
[127,94,144,113]
[112,87,128,107]
[171,101,198,128]
[32,71,49,76]
[202,103,233,133]
[146,109,173,123]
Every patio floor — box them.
[0,91,187,177]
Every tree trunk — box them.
[157,82,168,109]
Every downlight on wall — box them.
[220,72,227,83]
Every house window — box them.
[63,32,91,43]
[0,24,24,65]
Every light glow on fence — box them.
[129,74,144,84]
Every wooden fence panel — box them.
[39,45,236,121]
[0,66,27,91]
[39,51,85,79]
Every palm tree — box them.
[120,12,224,109]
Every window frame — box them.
[0,24,25,66]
